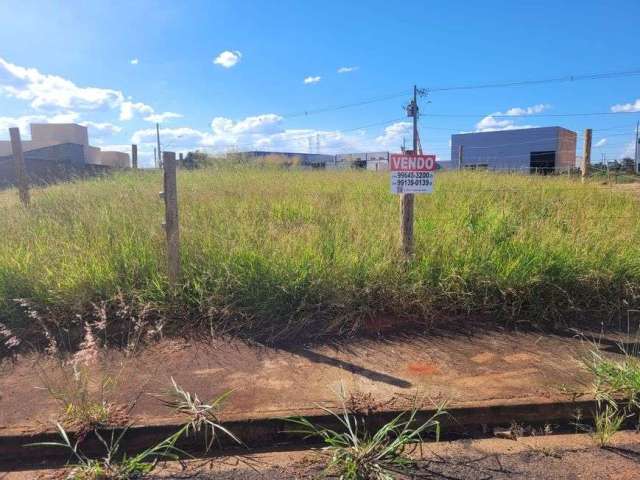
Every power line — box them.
[276,68,640,119]
[427,69,640,92]
[424,111,640,119]
[280,91,410,119]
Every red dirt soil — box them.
[0,329,608,435]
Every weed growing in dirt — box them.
[4,168,640,347]
[41,362,122,431]
[592,401,626,447]
[159,377,241,452]
[38,323,129,432]
[288,389,445,479]
[575,340,640,446]
[584,346,640,409]
[28,380,240,479]
[29,422,188,480]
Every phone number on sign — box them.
[395,178,433,187]
[394,171,433,179]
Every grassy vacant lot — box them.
[1,167,639,348]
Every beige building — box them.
[0,123,129,168]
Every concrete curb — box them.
[1,398,606,471]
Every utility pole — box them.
[156,123,162,169]
[635,120,639,174]
[582,128,592,182]
[457,145,464,171]
[131,144,138,169]
[9,127,29,206]
[153,147,157,168]
[401,85,425,258]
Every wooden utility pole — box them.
[635,120,639,174]
[153,147,157,168]
[131,144,138,169]
[161,151,180,286]
[156,123,162,169]
[457,145,464,171]
[9,127,30,206]
[401,85,421,258]
[582,128,592,182]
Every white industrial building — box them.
[451,127,577,173]
[0,123,130,168]
[334,152,389,170]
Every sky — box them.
[0,0,639,167]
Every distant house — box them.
[0,123,130,186]
[451,127,577,173]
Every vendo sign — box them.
[390,154,436,194]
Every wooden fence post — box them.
[161,151,180,286]
[582,129,592,182]
[401,193,414,257]
[9,128,30,206]
[131,144,138,169]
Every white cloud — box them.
[375,122,412,148]
[475,116,536,132]
[131,127,212,148]
[0,57,124,111]
[594,138,607,147]
[502,104,549,116]
[130,113,384,154]
[130,58,139,65]
[144,112,183,123]
[0,57,170,124]
[611,99,640,113]
[337,66,358,74]
[212,113,283,135]
[119,101,154,121]
[213,50,242,68]
[474,104,548,132]
[81,121,122,136]
[303,76,321,85]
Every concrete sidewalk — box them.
[0,329,605,435]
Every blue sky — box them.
[0,0,639,166]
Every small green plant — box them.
[584,347,640,409]
[28,421,188,479]
[577,341,640,446]
[159,377,241,452]
[38,323,126,432]
[28,380,240,479]
[288,389,445,480]
[592,400,625,447]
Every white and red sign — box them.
[390,154,436,194]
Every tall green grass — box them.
[1,167,640,346]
